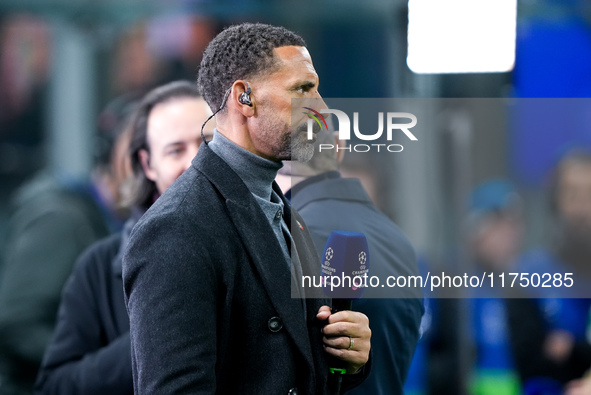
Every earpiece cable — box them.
[201,87,232,145]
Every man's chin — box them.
[289,144,315,162]
[294,125,317,143]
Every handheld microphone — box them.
[321,230,369,302]
[320,230,369,394]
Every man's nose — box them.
[302,96,328,114]
[315,93,328,112]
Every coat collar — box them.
[192,143,315,367]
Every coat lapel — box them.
[193,145,314,369]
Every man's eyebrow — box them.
[163,135,211,150]
[291,81,316,90]
[163,141,185,150]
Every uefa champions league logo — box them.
[359,251,367,266]
[325,247,334,266]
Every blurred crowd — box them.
[404,158,591,395]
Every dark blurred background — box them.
[2,0,590,256]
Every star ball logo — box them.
[358,251,366,266]
[303,107,418,153]
[324,247,333,266]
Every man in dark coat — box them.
[276,129,423,395]
[0,93,136,394]
[34,81,213,394]
[123,23,371,394]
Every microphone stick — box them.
[320,231,369,394]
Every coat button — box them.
[268,316,283,332]
[287,388,298,395]
[275,209,282,219]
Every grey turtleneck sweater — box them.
[208,130,293,272]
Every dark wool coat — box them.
[35,232,132,395]
[123,144,367,394]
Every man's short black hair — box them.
[197,23,306,112]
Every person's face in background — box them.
[556,161,591,230]
[472,211,524,272]
[554,160,591,267]
[139,97,213,194]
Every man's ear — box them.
[231,80,255,117]
[139,149,157,182]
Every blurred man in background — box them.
[399,180,524,395]
[35,80,213,395]
[0,94,136,395]
[465,179,524,395]
[508,150,591,395]
[276,128,423,395]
